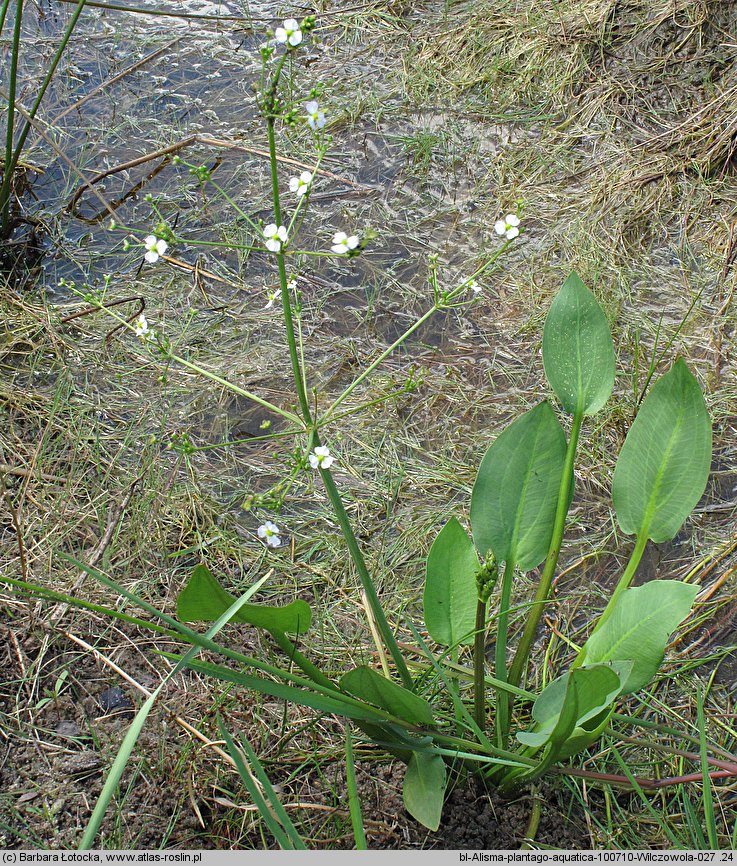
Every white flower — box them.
[305,101,326,130]
[275,18,303,47]
[287,279,297,291]
[133,314,149,337]
[494,214,521,240]
[289,171,313,197]
[331,231,360,254]
[257,520,282,548]
[308,445,335,470]
[143,235,168,263]
[468,279,481,294]
[263,223,288,252]
[264,288,279,309]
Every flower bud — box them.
[475,553,499,603]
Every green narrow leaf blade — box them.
[340,666,434,726]
[345,727,368,849]
[217,721,301,850]
[542,271,616,416]
[80,586,258,849]
[423,518,479,647]
[578,580,698,693]
[470,402,567,571]
[403,752,447,832]
[177,563,312,635]
[235,731,307,850]
[164,655,390,723]
[612,359,712,543]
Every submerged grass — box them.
[2,0,737,850]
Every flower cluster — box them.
[263,224,288,252]
[264,279,298,309]
[133,313,150,338]
[289,171,313,197]
[494,214,521,240]
[305,101,325,131]
[309,446,335,470]
[144,235,167,263]
[331,231,359,255]
[132,313,157,343]
[257,521,282,548]
[275,18,302,47]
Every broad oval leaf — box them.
[340,666,434,726]
[177,564,312,635]
[578,580,697,693]
[543,272,616,416]
[612,358,712,543]
[403,752,447,832]
[424,518,479,647]
[516,664,624,754]
[555,705,617,762]
[470,402,567,571]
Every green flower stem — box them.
[286,150,325,237]
[322,386,420,426]
[59,288,301,427]
[473,598,488,733]
[317,248,509,427]
[203,179,263,234]
[266,117,313,425]
[263,96,412,688]
[1,0,23,236]
[318,305,439,425]
[442,242,511,304]
[318,464,414,689]
[495,558,516,746]
[508,410,583,689]
[159,351,303,427]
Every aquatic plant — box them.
[24,14,715,846]
[156,19,712,833]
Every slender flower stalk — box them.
[473,599,487,732]
[494,559,516,747]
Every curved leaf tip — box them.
[612,358,711,543]
[543,271,615,416]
